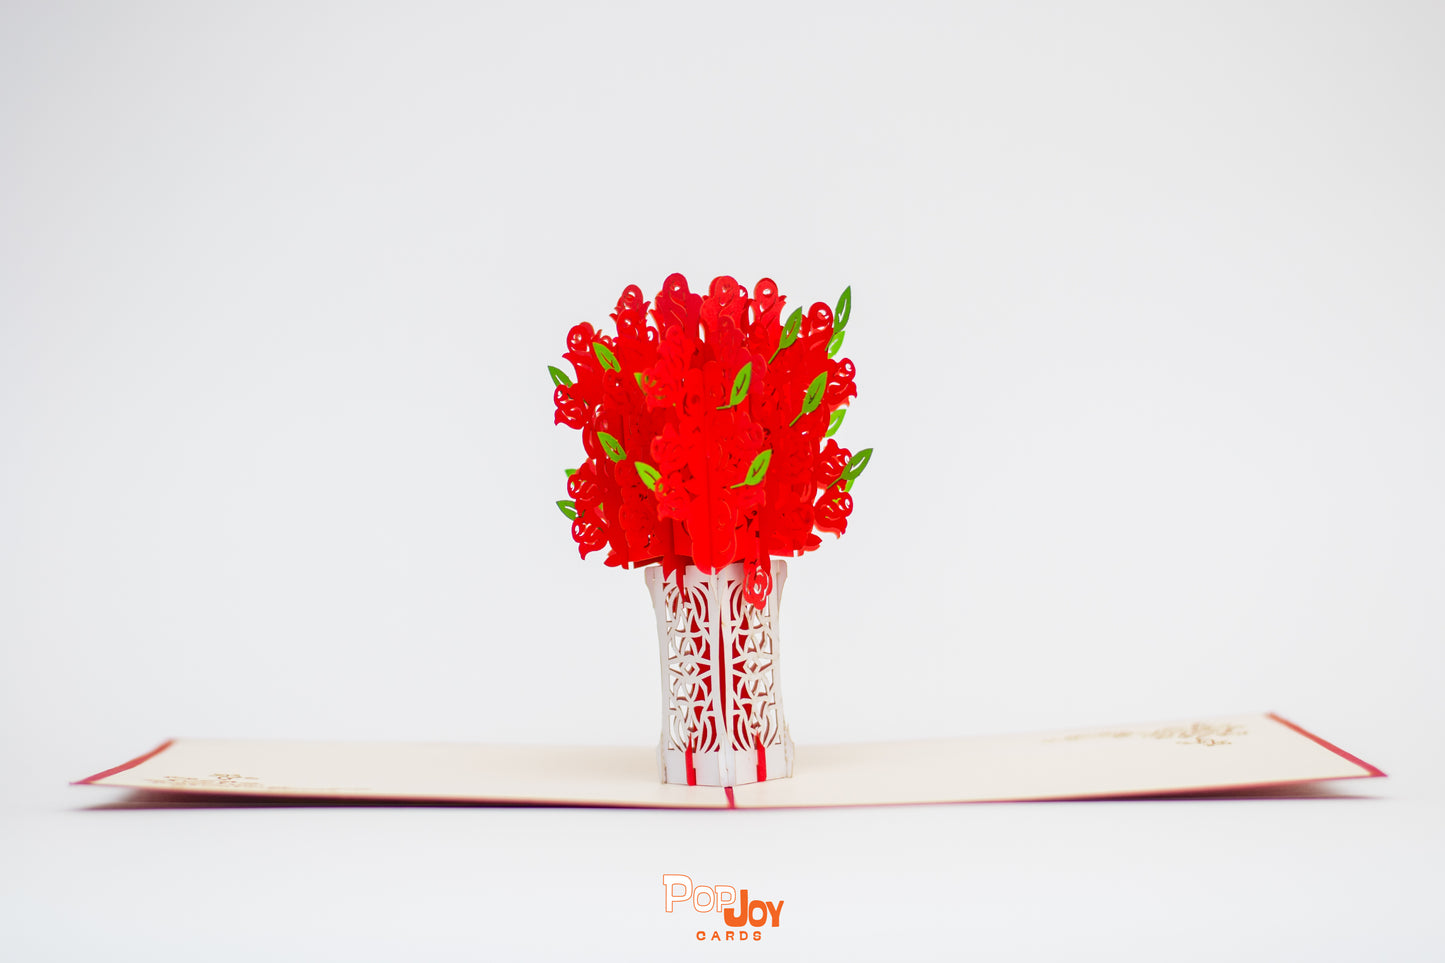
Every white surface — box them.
[2,2,1441,960]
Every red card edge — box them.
[1267,712,1385,778]
[73,739,175,785]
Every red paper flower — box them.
[552,275,872,603]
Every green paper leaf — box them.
[842,447,873,484]
[634,461,661,492]
[825,408,847,438]
[826,329,846,358]
[593,342,621,372]
[597,431,626,462]
[564,468,577,478]
[548,365,573,388]
[731,449,773,488]
[769,308,803,362]
[834,286,852,331]
[556,500,578,520]
[790,371,828,425]
[719,362,752,408]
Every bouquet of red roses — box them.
[552,274,870,606]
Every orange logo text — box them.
[663,874,784,943]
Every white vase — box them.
[645,559,795,787]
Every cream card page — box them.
[78,712,1381,809]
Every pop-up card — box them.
[75,275,1384,809]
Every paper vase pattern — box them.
[647,560,793,787]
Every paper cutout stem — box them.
[790,371,829,426]
[842,447,872,485]
[634,461,661,492]
[592,342,621,372]
[597,431,626,462]
[768,307,803,362]
[718,362,752,409]
[834,285,852,331]
[731,449,772,488]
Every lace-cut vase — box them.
[645,560,795,787]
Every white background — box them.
[3,1,1441,959]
